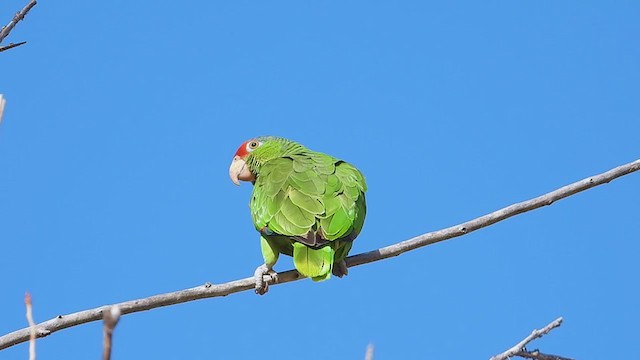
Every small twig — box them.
[514,349,575,360]
[0,159,638,351]
[24,292,36,360]
[364,343,374,360]
[102,306,121,360]
[490,317,564,360]
[0,94,5,125]
[0,41,27,52]
[0,0,37,50]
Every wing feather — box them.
[250,151,366,246]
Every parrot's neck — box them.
[247,139,308,173]
[279,141,308,157]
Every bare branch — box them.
[0,0,37,49]
[0,94,5,125]
[514,349,574,360]
[365,343,374,360]
[0,159,638,351]
[490,317,564,360]
[24,292,36,360]
[0,41,27,52]
[102,306,121,360]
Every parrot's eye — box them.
[246,141,261,152]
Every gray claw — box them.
[254,264,272,295]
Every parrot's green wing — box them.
[320,159,367,241]
[250,152,366,281]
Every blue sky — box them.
[1,1,638,359]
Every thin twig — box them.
[24,292,36,360]
[102,306,121,360]
[489,317,564,360]
[0,159,638,351]
[0,41,27,52]
[365,343,374,360]
[514,349,574,360]
[0,94,5,125]
[0,0,37,46]
[0,1,36,39]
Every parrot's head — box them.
[229,136,290,186]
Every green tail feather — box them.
[293,243,334,281]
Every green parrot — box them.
[229,136,367,294]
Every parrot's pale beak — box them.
[229,155,255,186]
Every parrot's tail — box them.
[292,242,334,282]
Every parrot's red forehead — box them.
[234,140,253,158]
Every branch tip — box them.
[489,317,566,360]
[365,343,374,360]
[102,306,121,360]
[24,292,36,360]
[0,94,5,124]
[0,0,38,52]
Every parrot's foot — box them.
[253,264,278,295]
[332,260,349,278]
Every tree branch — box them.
[490,317,565,360]
[0,0,37,49]
[102,306,121,360]
[24,293,36,360]
[0,159,638,351]
[0,94,6,125]
[514,349,574,360]
[0,41,27,53]
[364,343,374,360]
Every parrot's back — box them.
[250,149,366,280]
